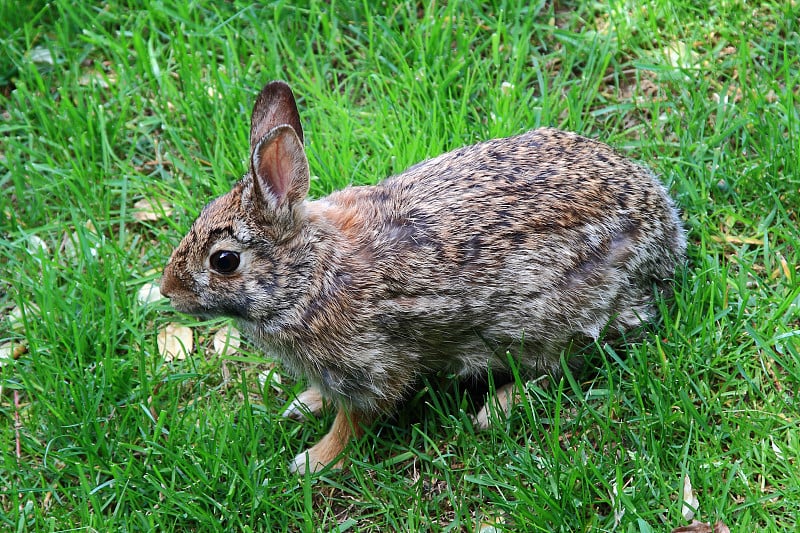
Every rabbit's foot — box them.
[473,382,519,430]
[289,407,365,474]
[282,387,328,420]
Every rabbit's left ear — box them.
[250,80,304,152]
[250,124,310,211]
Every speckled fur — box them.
[161,81,686,473]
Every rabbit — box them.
[160,80,686,474]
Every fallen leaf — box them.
[672,520,730,533]
[0,340,27,364]
[610,480,625,526]
[682,474,699,521]
[477,513,505,533]
[61,232,78,259]
[500,81,515,95]
[27,234,49,256]
[711,85,743,105]
[61,221,100,260]
[78,72,116,88]
[6,304,38,331]
[663,41,699,69]
[206,86,222,99]
[137,282,163,305]
[28,46,54,65]
[709,234,763,245]
[638,78,660,98]
[672,521,710,533]
[133,198,173,222]
[769,253,792,281]
[258,365,282,391]
[157,323,193,361]
[212,325,241,356]
[771,437,784,461]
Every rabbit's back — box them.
[310,128,685,379]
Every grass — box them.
[1,0,798,530]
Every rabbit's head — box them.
[160,81,313,331]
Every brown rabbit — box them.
[160,81,686,474]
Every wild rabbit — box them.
[160,81,686,474]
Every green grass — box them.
[2,0,799,531]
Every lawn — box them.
[1,0,799,531]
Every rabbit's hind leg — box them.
[473,382,520,430]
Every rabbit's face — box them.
[160,179,306,328]
[161,184,250,318]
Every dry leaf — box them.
[709,234,763,245]
[137,282,163,305]
[7,304,38,331]
[61,221,100,260]
[611,480,625,525]
[771,438,784,461]
[672,520,730,533]
[61,231,79,259]
[500,81,515,95]
[477,514,505,533]
[258,365,282,391]
[663,42,699,69]
[157,323,193,361]
[206,86,222,99]
[133,198,173,222]
[212,325,241,356]
[28,46,54,65]
[770,253,792,281]
[0,341,25,361]
[27,234,49,256]
[638,78,660,98]
[79,72,116,88]
[0,343,12,362]
[682,474,699,520]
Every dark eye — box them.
[209,250,240,274]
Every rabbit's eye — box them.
[210,250,240,274]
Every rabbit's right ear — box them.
[250,81,304,152]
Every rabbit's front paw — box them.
[288,406,365,474]
[289,443,346,475]
[282,387,327,420]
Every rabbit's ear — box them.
[250,81,304,152]
[250,124,310,210]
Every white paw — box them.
[472,406,492,431]
[288,450,336,475]
[281,388,326,420]
[281,397,312,420]
[472,382,518,430]
[289,451,310,474]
